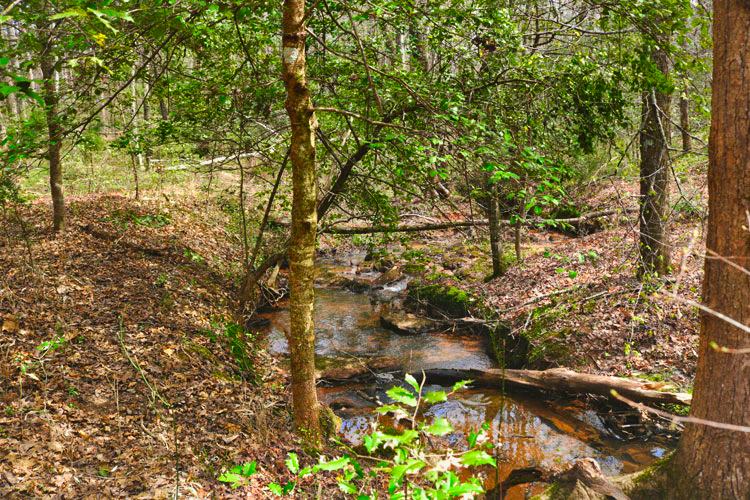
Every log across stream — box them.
[259,257,678,498]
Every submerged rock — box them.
[379,311,439,335]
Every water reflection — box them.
[263,265,673,495]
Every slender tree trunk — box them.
[41,52,65,233]
[680,92,691,152]
[638,45,671,277]
[282,0,322,447]
[670,3,750,497]
[130,154,140,200]
[484,173,502,278]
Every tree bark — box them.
[282,0,322,447]
[670,2,750,497]
[40,51,65,233]
[680,92,691,152]
[638,45,672,277]
[485,173,503,278]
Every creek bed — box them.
[261,260,674,498]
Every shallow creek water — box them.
[262,259,672,497]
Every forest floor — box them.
[0,194,341,497]
[0,174,704,496]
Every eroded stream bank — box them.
[261,255,677,497]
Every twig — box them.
[117,318,170,408]
[612,390,750,433]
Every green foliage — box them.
[260,375,494,498]
[202,320,258,382]
[105,209,171,229]
[218,461,257,489]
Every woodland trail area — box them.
[1,190,701,497]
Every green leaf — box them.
[0,57,9,67]
[229,461,257,477]
[268,483,283,496]
[376,404,404,415]
[461,450,496,467]
[217,472,242,488]
[425,417,453,436]
[49,8,87,20]
[424,390,447,404]
[404,373,420,393]
[447,481,485,495]
[451,380,472,392]
[338,480,357,494]
[285,452,299,474]
[363,433,381,453]
[386,386,417,407]
[314,456,350,472]
[388,460,425,492]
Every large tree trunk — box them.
[638,45,672,277]
[40,52,65,233]
[282,0,322,447]
[669,3,750,497]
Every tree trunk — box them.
[282,0,322,447]
[485,174,503,278]
[40,52,65,233]
[670,2,750,497]
[680,92,691,152]
[638,45,671,277]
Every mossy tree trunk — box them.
[669,2,750,497]
[282,0,322,447]
[638,43,671,277]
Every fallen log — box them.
[321,208,638,235]
[319,364,691,407]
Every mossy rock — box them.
[320,405,342,439]
[533,456,672,500]
[407,283,476,318]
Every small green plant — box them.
[154,273,169,287]
[672,197,704,218]
[104,209,171,229]
[264,375,495,498]
[218,461,257,489]
[202,321,258,382]
[36,336,67,354]
[183,248,205,264]
[131,212,171,228]
[67,385,79,397]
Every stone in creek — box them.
[373,265,403,285]
[379,311,439,335]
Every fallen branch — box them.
[322,208,638,235]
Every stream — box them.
[261,256,673,498]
